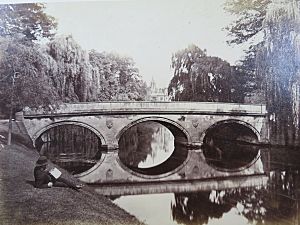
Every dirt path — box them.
[0,121,144,225]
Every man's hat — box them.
[36,155,48,166]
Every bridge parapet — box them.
[23,101,267,117]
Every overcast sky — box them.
[3,0,248,87]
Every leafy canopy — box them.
[224,0,271,45]
[89,50,147,101]
[0,3,57,41]
[0,37,61,114]
[168,44,245,102]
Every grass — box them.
[0,121,144,225]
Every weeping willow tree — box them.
[46,35,96,102]
[168,45,246,102]
[257,0,300,145]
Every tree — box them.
[256,0,300,145]
[232,46,265,103]
[0,3,59,113]
[225,0,300,145]
[224,0,271,101]
[0,37,60,116]
[168,45,244,102]
[224,0,271,45]
[46,35,96,102]
[0,3,57,145]
[0,3,57,41]
[89,50,147,101]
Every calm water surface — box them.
[112,166,300,225]
[36,121,300,225]
[112,122,300,225]
[114,193,255,225]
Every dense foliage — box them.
[224,0,271,101]
[0,3,57,41]
[0,3,147,116]
[257,0,300,145]
[0,37,61,115]
[226,0,300,145]
[0,35,147,115]
[168,45,246,103]
[224,0,271,45]
[46,35,95,102]
[89,50,147,101]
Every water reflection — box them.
[203,122,260,170]
[119,121,174,168]
[118,121,188,175]
[113,148,300,225]
[35,124,102,174]
[171,169,299,225]
[171,191,232,225]
[139,125,174,168]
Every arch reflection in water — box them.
[118,121,188,175]
[203,122,260,170]
[35,124,102,174]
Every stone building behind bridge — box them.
[146,78,170,102]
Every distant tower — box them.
[147,77,170,102]
[150,77,156,93]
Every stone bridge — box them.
[21,101,269,188]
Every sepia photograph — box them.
[0,0,300,224]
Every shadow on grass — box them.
[25,180,36,188]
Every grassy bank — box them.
[0,121,144,225]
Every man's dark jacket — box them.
[34,167,52,188]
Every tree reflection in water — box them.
[119,122,174,168]
[171,169,300,225]
[203,122,259,170]
[171,191,232,225]
[35,124,102,174]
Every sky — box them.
[3,0,248,88]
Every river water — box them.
[112,166,300,225]
[36,122,300,225]
[110,148,300,225]
[113,122,300,225]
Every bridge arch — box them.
[33,121,108,175]
[201,119,261,172]
[201,119,261,142]
[116,116,191,177]
[32,121,107,147]
[116,116,191,145]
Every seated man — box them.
[34,155,83,190]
